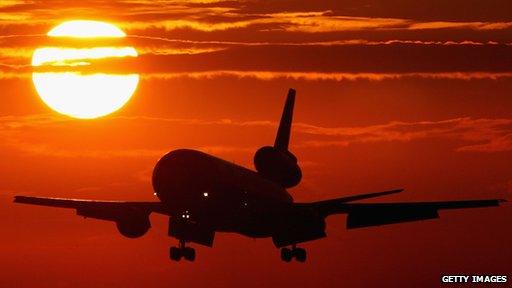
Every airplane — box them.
[14,88,506,262]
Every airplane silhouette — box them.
[14,89,506,262]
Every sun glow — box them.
[32,20,139,119]
[48,20,126,38]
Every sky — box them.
[0,0,511,287]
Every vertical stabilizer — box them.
[254,88,301,187]
[274,88,295,151]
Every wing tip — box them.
[377,188,404,195]
[13,195,44,205]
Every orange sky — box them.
[0,1,511,287]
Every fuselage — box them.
[151,149,293,237]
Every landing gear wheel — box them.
[170,240,196,262]
[280,248,292,262]
[280,246,307,262]
[170,247,181,261]
[183,247,196,261]
[294,248,306,262]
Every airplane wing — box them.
[14,196,169,221]
[310,188,404,204]
[299,197,506,229]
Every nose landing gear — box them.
[280,244,306,262]
[170,240,196,262]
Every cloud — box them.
[0,0,29,8]
[142,71,512,81]
[0,71,30,78]
[295,118,512,152]
[123,13,410,33]
[0,115,511,160]
[118,116,512,153]
[122,12,512,33]
[409,21,512,31]
[129,36,504,47]
[2,33,511,79]
[456,134,512,152]
[1,2,511,78]
[30,44,509,75]
[3,69,512,81]
[6,43,512,77]
[12,143,251,159]
[0,114,257,159]
[2,2,512,36]
[0,34,504,64]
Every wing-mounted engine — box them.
[114,209,151,238]
[254,88,302,188]
[77,205,151,238]
[13,196,163,239]
[254,146,301,188]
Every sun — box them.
[47,20,126,38]
[32,20,139,119]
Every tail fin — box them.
[274,88,295,151]
[254,88,301,187]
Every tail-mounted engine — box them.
[253,88,302,188]
[254,146,302,188]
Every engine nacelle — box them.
[115,211,151,239]
[254,146,302,188]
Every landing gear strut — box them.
[280,244,306,262]
[170,240,196,262]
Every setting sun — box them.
[32,20,139,119]
[47,20,126,38]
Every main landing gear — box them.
[280,244,306,262]
[170,240,196,262]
